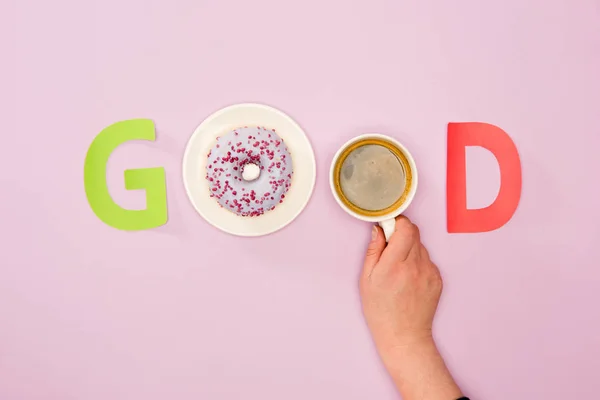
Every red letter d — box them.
[447,122,522,233]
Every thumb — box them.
[362,225,386,278]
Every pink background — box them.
[2,0,600,399]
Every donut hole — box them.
[242,162,260,182]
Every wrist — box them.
[379,334,437,370]
[372,327,435,366]
[378,336,463,400]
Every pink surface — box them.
[1,0,599,399]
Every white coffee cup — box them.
[329,133,418,241]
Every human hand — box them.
[360,216,442,355]
[359,216,462,400]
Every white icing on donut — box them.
[206,126,293,217]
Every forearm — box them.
[380,338,463,400]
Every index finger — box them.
[380,216,420,264]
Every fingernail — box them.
[371,225,378,240]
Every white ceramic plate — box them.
[182,103,316,236]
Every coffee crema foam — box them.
[332,138,413,217]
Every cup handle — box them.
[379,218,396,242]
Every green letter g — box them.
[84,119,167,230]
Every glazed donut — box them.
[205,126,293,217]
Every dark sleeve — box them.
[457,397,470,400]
